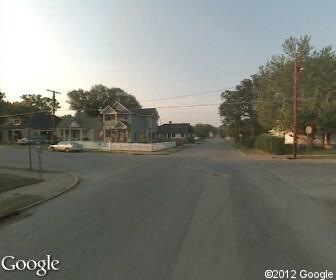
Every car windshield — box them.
[1,2,336,279]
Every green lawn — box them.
[0,173,42,193]
[0,195,42,216]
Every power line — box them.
[0,110,50,118]
[157,103,220,109]
[140,88,231,103]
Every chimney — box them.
[169,121,172,124]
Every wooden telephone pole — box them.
[292,60,303,159]
[46,89,61,144]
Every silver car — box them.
[16,137,33,145]
[48,141,83,152]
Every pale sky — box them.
[1,0,336,126]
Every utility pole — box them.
[292,59,304,159]
[28,128,32,170]
[46,89,61,144]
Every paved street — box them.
[0,139,336,279]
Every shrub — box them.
[241,136,256,148]
[139,133,148,143]
[254,133,291,155]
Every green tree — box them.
[193,123,217,139]
[301,46,336,134]
[219,78,261,139]
[255,35,336,137]
[67,84,141,116]
[0,91,7,123]
[20,94,59,112]
[0,91,5,101]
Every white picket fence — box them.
[76,141,176,152]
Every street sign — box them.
[306,125,313,135]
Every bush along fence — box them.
[254,134,293,155]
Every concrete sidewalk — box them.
[0,168,79,220]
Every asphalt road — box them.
[0,139,336,279]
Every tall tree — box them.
[219,78,261,139]
[20,94,59,112]
[255,36,336,136]
[67,84,141,116]
[193,123,217,139]
[0,91,5,101]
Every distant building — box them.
[0,114,59,143]
[101,102,159,143]
[158,122,193,142]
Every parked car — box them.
[16,137,33,145]
[48,141,83,152]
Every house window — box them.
[172,133,175,138]
[134,132,137,140]
[148,132,151,139]
[181,133,184,137]
[105,114,115,121]
[14,119,21,126]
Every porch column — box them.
[80,128,83,141]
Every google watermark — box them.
[265,269,334,280]
[1,255,60,277]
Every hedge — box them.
[254,133,292,155]
[241,136,256,148]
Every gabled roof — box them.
[100,105,117,114]
[56,116,74,128]
[57,114,102,129]
[158,123,193,134]
[105,120,129,129]
[129,108,158,117]
[114,120,128,129]
[112,102,129,113]
[101,102,159,118]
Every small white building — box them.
[158,122,193,142]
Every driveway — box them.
[0,140,335,279]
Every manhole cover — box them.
[208,172,229,178]
[186,165,203,170]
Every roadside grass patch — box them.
[0,195,42,216]
[0,173,42,193]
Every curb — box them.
[0,173,80,222]
[0,165,62,174]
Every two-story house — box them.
[0,114,59,143]
[101,102,159,143]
